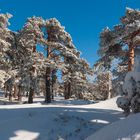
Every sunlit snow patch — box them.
[10,130,39,140]
[90,119,109,124]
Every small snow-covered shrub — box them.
[116,96,130,114]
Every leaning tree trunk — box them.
[63,56,72,99]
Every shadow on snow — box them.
[0,105,123,140]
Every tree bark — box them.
[45,67,51,103]
[51,69,57,99]
[28,45,36,103]
[44,44,52,103]
[4,84,8,98]
[13,85,17,98]
[128,42,134,71]
[17,85,22,101]
[9,90,12,101]
[28,88,34,103]
[64,82,71,99]
[108,72,112,99]
[68,82,71,98]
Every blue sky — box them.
[0,0,140,66]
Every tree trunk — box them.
[18,85,22,101]
[64,82,71,99]
[28,45,36,103]
[4,85,8,98]
[28,88,34,103]
[44,44,52,103]
[45,67,51,103]
[51,69,57,100]
[128,42,134,71]
[13,85,17,98]
[9,90,12,101]
[108,72,112,99]
[9,83,13,101]
[68,82,71,98]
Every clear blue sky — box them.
[0,0,139,66]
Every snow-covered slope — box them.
[86,113,140,140]
[84,97,122,110]
[0,96,123,140]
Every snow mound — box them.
[85,96,121,111]
[86,113,140,140]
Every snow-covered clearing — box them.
[2,94,140,140]
[0,95,124,140]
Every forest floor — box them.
[0,92,138,140]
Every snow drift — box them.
[86,113,140,140]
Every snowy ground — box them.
[86,113,140,140]
[0,92,125,140]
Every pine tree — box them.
[97,8,140,114]
[0,14,92,103]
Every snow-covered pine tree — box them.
[46,18,92,100]
[97,7,140,114]
[16,16,46,103]
[0,13,13,70]
[0,13,92,103]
